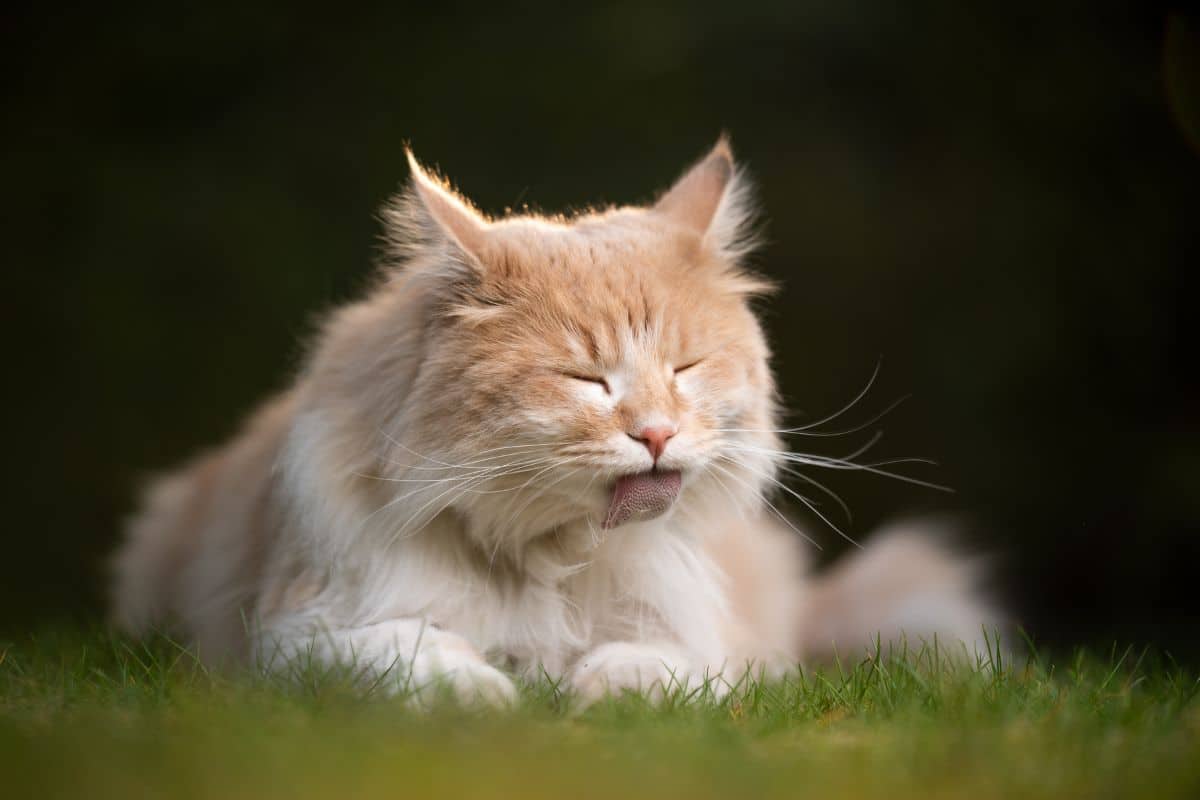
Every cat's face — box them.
[389,143,781,544]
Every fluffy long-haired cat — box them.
[112,139,997,704]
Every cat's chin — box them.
[601,470,682,529]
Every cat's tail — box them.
[110,454,218,636]
[798,518,1006,663]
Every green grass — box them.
[2,631,1197,799]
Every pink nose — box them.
[631,426,676,462]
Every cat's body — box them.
[112,141,997,703]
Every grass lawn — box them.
[1,631,1197,799]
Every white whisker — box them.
[773,461,854,524]
[719,454,861,549]
[708,461,821,549]
[711,396,908,439]
[773,360,883,434]
[724,442,952,493]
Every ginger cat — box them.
[112,140,996,704]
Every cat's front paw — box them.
[568,642,713,705]
[408,631,518,707]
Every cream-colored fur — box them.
[111,140,998,704]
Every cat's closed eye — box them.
[564,373,611,394]
[673,359,703,375]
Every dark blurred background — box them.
[3,1,1197,657]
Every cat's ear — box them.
[655,136,757,259]
[383,149,489,268]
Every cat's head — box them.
[361,140,782,548]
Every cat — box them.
[111,139,998,705]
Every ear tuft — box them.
[382,149,489,266]
[655,137,760,261]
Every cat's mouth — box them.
[601,469,682,529]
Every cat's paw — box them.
[568,642,713,706]
[408,631,518,707]
[256,619,517,707]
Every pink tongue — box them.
[603,470,682,529]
